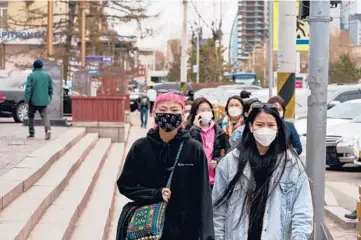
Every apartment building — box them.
[236,0,267,67]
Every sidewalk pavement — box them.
[0,120,66,177]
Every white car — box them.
[325,114,361,169]
[295,99,361,136]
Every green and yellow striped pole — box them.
[277,72,295,119]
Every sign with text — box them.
[86,56,114,63]
[41,60,64,119]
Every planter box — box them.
[71,96,126,142]
[72,96,125,122]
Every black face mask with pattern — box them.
[155,113,182,132]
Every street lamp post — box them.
[47,0,54,58]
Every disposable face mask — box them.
[279,111,284,118]
[228,107,243,117]
[252,127,277,147]
[200,111,213,124]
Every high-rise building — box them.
[235,0,267,68]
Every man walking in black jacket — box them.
[116,91,214,240]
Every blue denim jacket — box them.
[212,149,313,240]
[230,125,245,147]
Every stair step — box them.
[0,128,86,210]
[0,133,98,240]
[325,206,359,229]
[326,182,358,211]
[70,143,125,240]
[27,138,112,240]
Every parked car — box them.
[216,84,262,91]
[327,84,361,109]
[153,82,193,95]
[129,92,144,112]
[0,77,77,123]
[325,113,361,169]
[295,99,361,136]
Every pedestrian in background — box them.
[137,91,151,129]
[183,100,193,128]
[268,96,303,155]
[146,85,157,115]
[24,59,53,140]
[213,103,313,239]
[240,90,251,99]
[187,97,229,189]
[230,98,261,147]
[116,91,214,240]
[218,96,244,139]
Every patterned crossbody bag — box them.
[125,142,184,240]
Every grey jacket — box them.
[212,149,313,240]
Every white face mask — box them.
[279,111,284,118]
[228,107,243,117]
[252,127,277,147]
[200,111,213,124]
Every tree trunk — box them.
[63,1,77,83]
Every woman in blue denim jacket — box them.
[213,103,313,240]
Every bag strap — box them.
[166,142,184,188]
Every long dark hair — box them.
[186,97,214,130]
[214,105,298,228]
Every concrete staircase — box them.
[0,125,130,240]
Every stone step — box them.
[0,128,86,211]
[27,138,112,240]
[326,182,359,211]
[70,143,125,240]
[0,133,98,240]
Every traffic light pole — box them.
[277,0,296,120]
[305,1,331,240]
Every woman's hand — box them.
[210,160,217,169]
[162,188,171,202]
[193,114,201,127]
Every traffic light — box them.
[299,0,342,20]
[299,0,310,20]
[330,1,341,8]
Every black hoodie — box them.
[116,128,215,240]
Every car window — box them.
[327,102,361,119]
[334,90,361,102]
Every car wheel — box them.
[13,102,28,123]
[328,162,345,170]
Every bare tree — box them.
[6,0,157,80]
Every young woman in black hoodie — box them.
[116,91,214,240]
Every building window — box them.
[0,8,7,29]
[0,45,5,69]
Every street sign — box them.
[273,0,309,51]
[86,56,114,63]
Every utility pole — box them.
[196,27,200,83]
[277,0,296,119]
[305,1,331,239]
[47,0,54,58]
[180,0,188,94]
[80,0,86,69]
[268,0,273,97]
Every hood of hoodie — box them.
[146,127,191,165]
